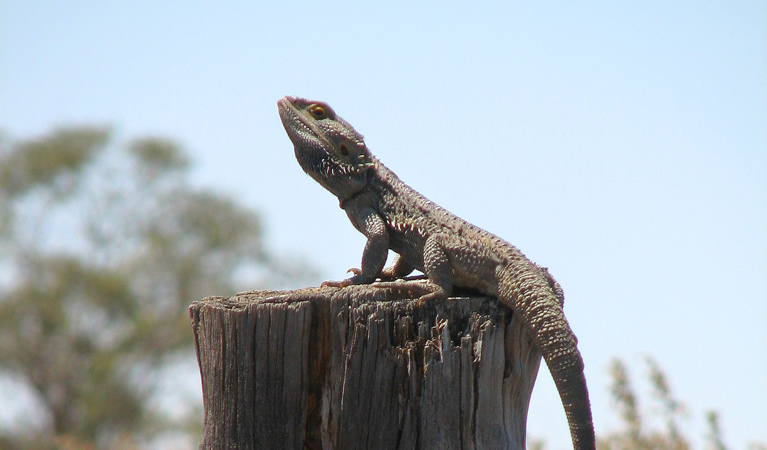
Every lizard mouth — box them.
[278,97,327,150]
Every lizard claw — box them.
[346,267,362,275]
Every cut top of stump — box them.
[189,284,542,450]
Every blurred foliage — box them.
[593,357,764,450]
[532,357,764,450]
[598,357,690,450]
[0,127,109,198]
[0,126,315,449]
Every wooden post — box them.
[189,285,543,450]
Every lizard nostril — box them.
[339,144,349,156]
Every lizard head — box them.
[278,96,373,202]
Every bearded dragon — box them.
[278,96,595,450]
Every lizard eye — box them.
[308,105,327,119]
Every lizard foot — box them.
[321,270,374,288]
[321,279,353,288]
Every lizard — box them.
[277,95,595,450]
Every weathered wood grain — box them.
[189,285,542,450]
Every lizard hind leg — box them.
[418,233,453,305]
[372,234,454,303]
[417,233,454,302]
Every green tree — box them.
[0,126,313,449]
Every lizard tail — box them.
[497,264,596,450]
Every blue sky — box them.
[2,2,765,449]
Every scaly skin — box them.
[278,96,595,450]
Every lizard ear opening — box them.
[335,137,370,166]
[334,138,371,173]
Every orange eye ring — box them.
[309,105,327,119]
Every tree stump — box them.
[189,285,543,450]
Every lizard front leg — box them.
[323,208,389,287]
[373,233,453,302]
